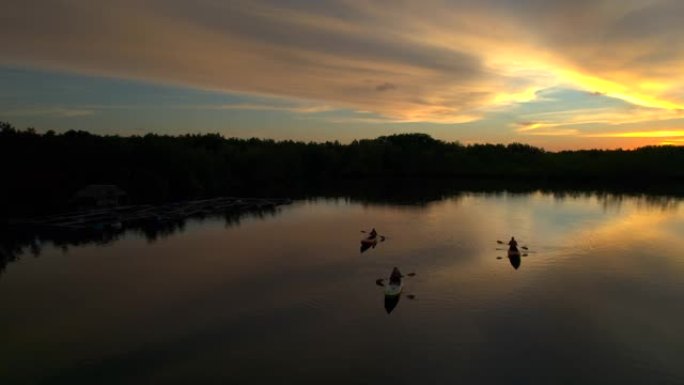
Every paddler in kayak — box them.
[389,267,403,284]
[508,236,518,252]
[369,228,378,239]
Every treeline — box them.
[1,121,684,216]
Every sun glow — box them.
[586,130,684,138]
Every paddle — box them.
[497,240,529,250]
[361,230,387,242]
[375,272,416,286]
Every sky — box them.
[2,0,684,150]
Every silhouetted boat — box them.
[384,293,400,314]
[361,234,378,246]
[508,247,521,269]
[360,234,379,253]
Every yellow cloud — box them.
[659,141,684,146]
[515,107,684,136]
[555,69,684,111]
[524,129,580,136]
[586,130,684,138]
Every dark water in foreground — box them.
[1,192,684,384]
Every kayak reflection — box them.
[508,248,521,270]
[384,293,400,314]
[508,246,520,270]
[360,241,375,253]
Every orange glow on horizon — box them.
[586,130,684,138]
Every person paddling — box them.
[369,228,378,239]
[508,236,518,251]
[389,267,403,285]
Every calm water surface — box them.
[1,192,684,384]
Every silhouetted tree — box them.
[1,121,683,217]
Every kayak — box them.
[507,247,521,269]
[384,280,403,296]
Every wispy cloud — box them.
[522,129,580,136]
[375,82,397,92]
[515,128,684,140]
[514,103,684,137]
[2,107,95,117]
[198,103,333,114]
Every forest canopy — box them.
[1,121,683,216]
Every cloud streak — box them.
[586,130,684,138]
[515,107,684,133]
[199,103,333,114]
[2,107,95,118]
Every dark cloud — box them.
[375,82,396,92]
[156,1,485,76]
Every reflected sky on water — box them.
[1,191,683,384]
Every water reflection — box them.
[383,285,417,314]
[0,205,281,279]
[3,187,682,279]
[384,293,400,314]
[360,241,374,253]
[2,188,684,384]
[508,249,521,270]
[548,190,681,213]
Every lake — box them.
[1,191,684,384]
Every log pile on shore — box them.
[9,197,293,232]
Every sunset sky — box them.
[2,0,684,150]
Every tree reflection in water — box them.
[0,205,280,279]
